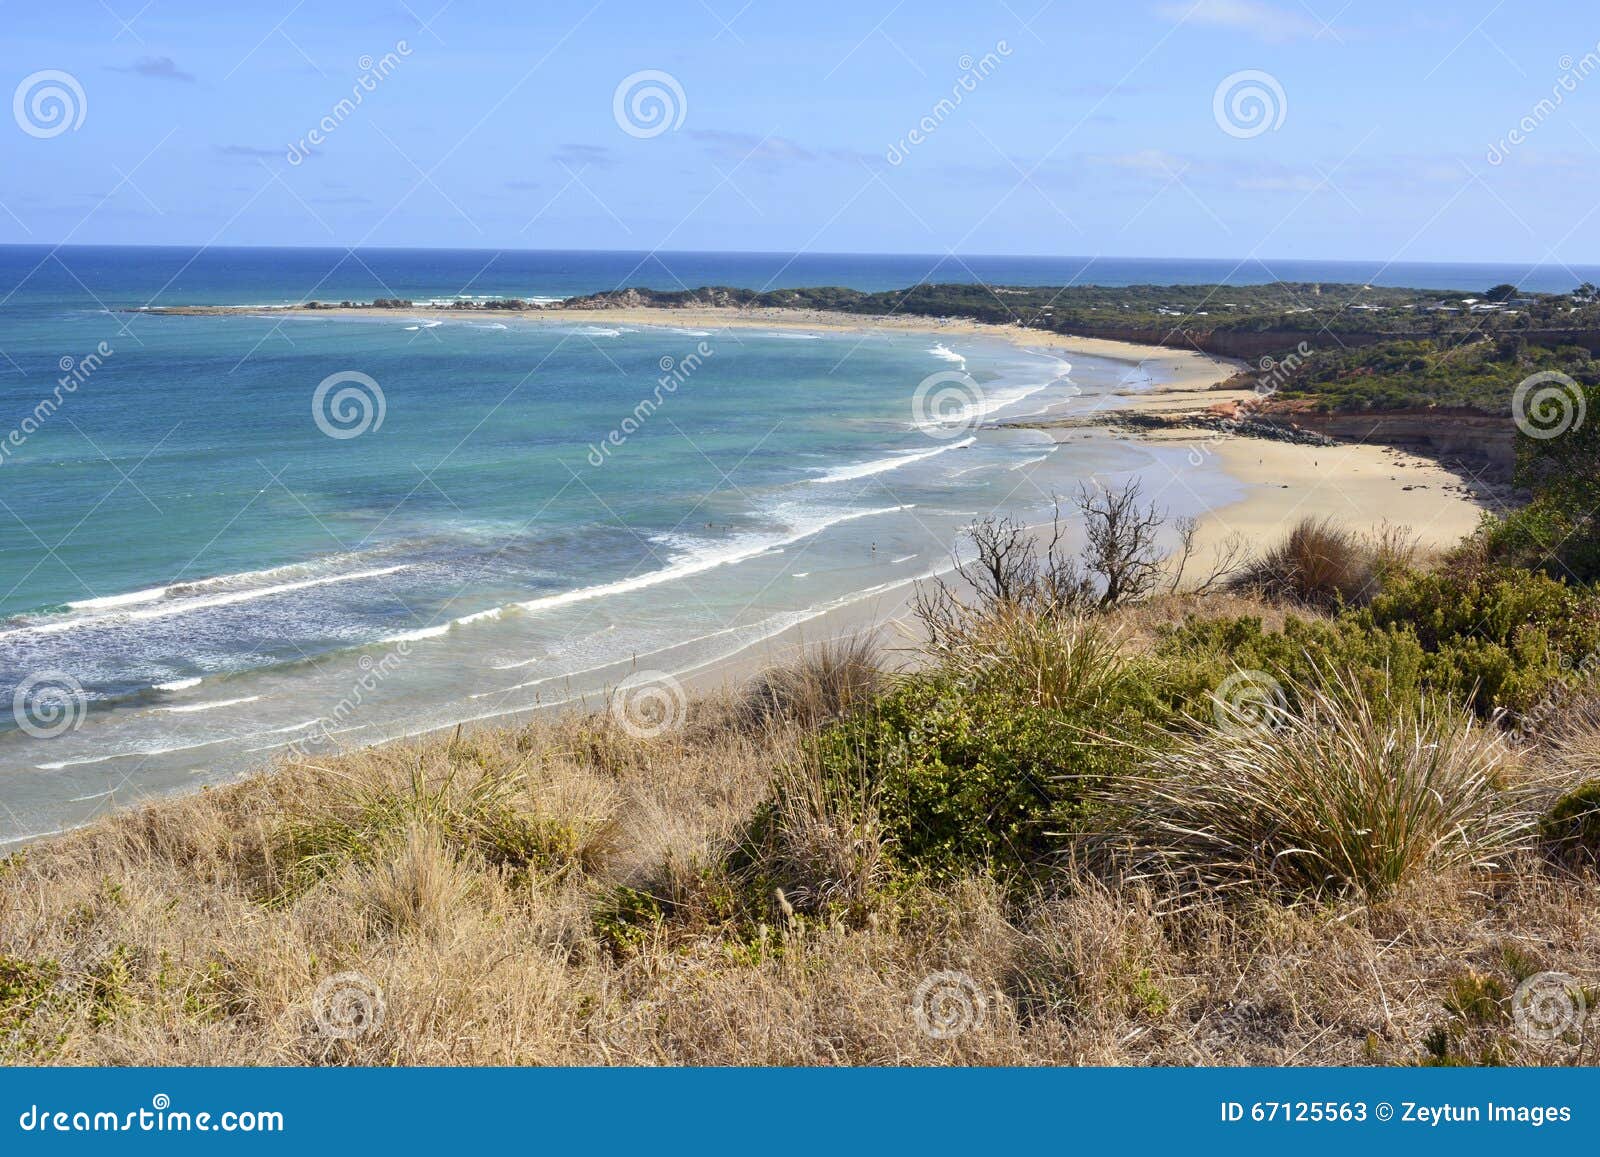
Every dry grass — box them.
[1098,675,1535,901]
[739,631,885,731]
[1229,517,1416,609]
[2,635,1597,1067]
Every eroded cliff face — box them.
[1045,325,1600,363]
[1265,408,1516,478]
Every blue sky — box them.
[4,0,1600,263]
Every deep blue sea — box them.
[0,244,1570,844]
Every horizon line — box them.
[1,241,1597,272]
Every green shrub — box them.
[1541,780,1600,871]
[1167,568,1600,721]
[1362,567,1600,714]
[1158,613,1428,719]
[0,955,59,1028]
[808,616,1166,881]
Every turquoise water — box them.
[0,246,1248,844]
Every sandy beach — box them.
[534,305,1490,562]
[143,300,1492,692]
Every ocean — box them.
[0,244,1575,844]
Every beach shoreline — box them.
[128,301,1492,680]
[0,301,1498,846]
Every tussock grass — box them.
[1230,517,1415,609]
[932,606,1142,713]
[1101,674,1531,900]
[740,633,884,731]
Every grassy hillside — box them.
[4,493,1600,1066]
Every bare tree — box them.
[915,479,1191,642]
[1168,517,1249,595]
[913,503,1093,645]
[1077,479,1166,608]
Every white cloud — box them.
[1159,0,1327,43]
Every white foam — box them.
[0,565,410,640]
[36,735,230,770]
[378,604,505,644]
[158,695,261,714]
[928,342,966,365]
[1008,450,1055,471]
[380,623,452,643]
[154,677,203,692]
[67,586,171,612]
[381,505,911,648]
[539,507,904,613]
[810,437,975,484]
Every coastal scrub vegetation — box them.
[5,454,1600,1068]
